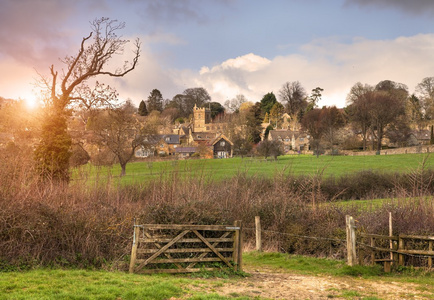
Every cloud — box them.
[133,0,235,29]
[178,34,434,107]
[344,0,434,16]
[0,0,108,69]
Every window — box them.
[220,141,225,146]
[165,137,170,142]
[160,144,164,148]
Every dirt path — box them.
[189,266,432,299]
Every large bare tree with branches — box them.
[34,18,140,181]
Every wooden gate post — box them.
[129,225,140,273]
[346,215,357,266]
[233,220,243,271]
[255,216,262,252]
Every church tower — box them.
[193,104,211,132]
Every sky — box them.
[1,0,434,109]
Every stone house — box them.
[268,129,309,152]
[408,129,431,146]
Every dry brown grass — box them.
[0,150,433,270]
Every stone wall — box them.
[340,145,434,156]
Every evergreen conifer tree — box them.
[138,100,148,116]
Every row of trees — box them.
[137,87,224,122]
[2,17,434,183]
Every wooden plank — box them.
[399,234,434,241]
[129,226,140,273]
[139,224,239,231]
[143,230,183,270]
[192,230,232,268]
[136,257,224,264]
[364,245,399,253]
[374,259,394,262]
[399,250,434,256]
[139,268,218,274]
[135,230,190,271]
[138,248,234,254]
[187,231,232,269]
[139,237,234,243]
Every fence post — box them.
[389,212,393,262]
[255,216,262,252]
[370,237,375,265]
[346,215,357,266]
[129,225,140,273]
[398,236,405,266]
[428,240,433,269]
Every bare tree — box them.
[346,82,374,150]
[367,90,407,152]
[224,94,247,113]
[301,108,325,157]
[87,103,149,177]
[34,18,140,181]
[279,81,307,118]
[415,77,434,122]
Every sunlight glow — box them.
[24,96,39,110]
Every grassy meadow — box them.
[1,252,432,300]
[74,153,434,184]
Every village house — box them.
[136,104,234,159]
[268,129,309,153]
[210,134,233,158]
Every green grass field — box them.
[1,252,432,300]
[74,153,434,185]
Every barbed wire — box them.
[244,227,346,244]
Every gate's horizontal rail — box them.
[139,268,217,274]
[138,247,234,254]
[136,257,226,264]
[139,237,234,243]
[136,224,240,231]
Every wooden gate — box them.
[129,221,242,274]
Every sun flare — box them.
[24,96,39,110]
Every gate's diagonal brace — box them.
[192,230,232,268]
[144,231,184,269]
[136,230,190,271]
[187,231,231,269]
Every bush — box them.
[0,158,433,269]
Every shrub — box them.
[0,157,433,269]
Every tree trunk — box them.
[120,163,126,177]
[377,127,383,152]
